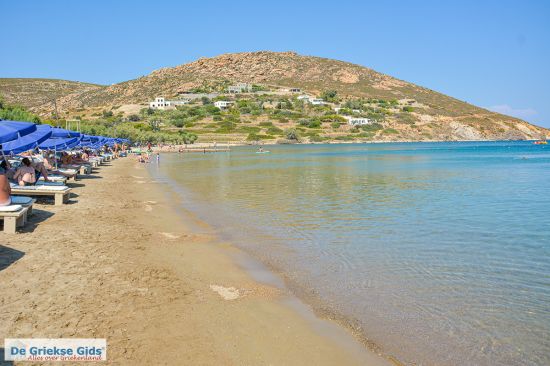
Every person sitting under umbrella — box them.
[13,157,36,186]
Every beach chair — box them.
[57,168,78,181]
[10,184,72,206]
[0,205,29,234]
[79,164,92,175]
[38,175,68,185]
[10,196,36,217]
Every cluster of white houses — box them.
[148,93,372,126]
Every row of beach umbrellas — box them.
[0,120,129,154]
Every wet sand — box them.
[0,158,391,365]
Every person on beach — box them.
[13,158,36,186]
[0,160,16,181]
[156,152,160,164]
[0,171,11,206]
[42,154,76,179]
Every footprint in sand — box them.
[144,205,153,212]
[210,285,240,300]
[160,232,180,239]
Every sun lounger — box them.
[80,165,92,174]
[39,175,67,184]
[0,205,29,233]
[10,184,72,206]
[35,181,65,186]
[57,168,78,181]
[10,196,36,217]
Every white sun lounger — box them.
[10,184,72,206]
[39,175,68,184]
[0,205,29,233]
[57,168,78,181]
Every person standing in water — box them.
[156,152,160,164]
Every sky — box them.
[1,0,549,127]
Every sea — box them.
[149,141,550,366]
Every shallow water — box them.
[149,141,550,366]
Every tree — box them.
[201,97,211,105]
[102,110,113,118]
[128,114,140,121]
[284,128,300,141]
[321,90,339,103]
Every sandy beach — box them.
[0,157,391,365]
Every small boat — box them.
[533,140,548,145]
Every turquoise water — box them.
[150,142,550,366]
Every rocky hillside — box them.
[0,78,102,114]
[1,52,547,141]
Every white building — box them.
[297,95,311,100]
[309,98,326,105]
[289,88,301,93]
[227,83,252,93]
[149,97,189,110]
[214,100,234,109]
[347,117,372,126]
[149,97,171,109]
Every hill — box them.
[0,52,547,142]
[0,78,103,117]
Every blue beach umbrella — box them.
[50,128,81,138]
[0,120,38,144]
[38,136,80,150]
[2,124,53,154]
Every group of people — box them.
[0,146,118,206]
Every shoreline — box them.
[146,158,410,366]
[153,138,540,153]
[0,158,392,365]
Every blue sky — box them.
[1,0,549,127]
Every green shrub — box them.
[335,135,355,141]
[216,121,236,133]
[307,120,321,128]
[361,123,383,132]
[320,114,346,123]
[309,134,326,142]
[238,126,261,133]
[247,133,275,140]
[321,90,339,102]
[284,128,300,141]
[402,106,414,112]
[266,126,284,135]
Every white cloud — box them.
[486,104,538,120]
